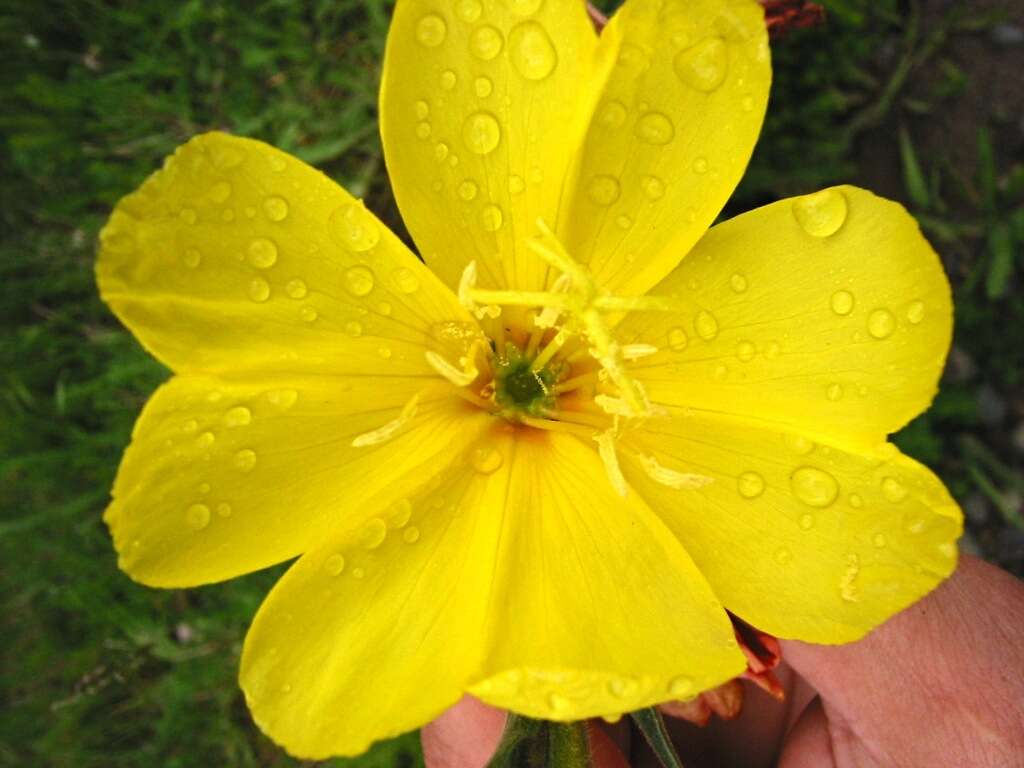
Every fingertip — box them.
[422,696,507,768]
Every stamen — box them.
[352,394,420,447]
[451,386,498,412]
[534,274,573,329]
[520,416,597,438]
[552,371,600,394]
[594,394,635,418]
[595,429,628,497]
[530,329,569,372]
[425,348,479,387]
[621,343,660,361]
[639,455,714,490]
[547,408,611,429]
[467,288,573,310]
[458,261,479,312]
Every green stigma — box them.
[493,344,559,417]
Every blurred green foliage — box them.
[1,0,1021,765]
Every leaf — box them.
[899,125,930,209]
[485,716,593,768]
[977,127,997,212]
[630,708,687,768]
[547,722,592,768]
[985,221,1014,300]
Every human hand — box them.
[422,556,1024,768]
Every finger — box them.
[781,555,1024,765]
[777,697,836,768]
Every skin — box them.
[422,556,1024,768]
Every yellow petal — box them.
[239,421,515,758]
[558,0,770,297]
[380,0,606,293]
[97,132,471,376]
[621,413,962,643]
[620,186,953,448]
[468,429,745,720]
[107,373,489,587]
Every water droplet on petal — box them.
[792,188,848,237]
[247,237,278,268]
[480,204,504,232]
[416,14,448,47]
[360,518,388,549]
[344,320,363,337]
[791,466,839,508]
[509,175,525,194]
[472,446,504,474]
[224,406,252,427]
[462,112,502,155]
[393,267,420,294]
[324,554,346,575]
[826,383,844,401]
[668,675,693,697]
[830,290,855,316]
[598,100,627,129]
[730,273,748,292]
[352,567,366,579]
[867,308,896,339]
[209,182,232,203]
[458,180,479,201]
[774,546,793,565]
[344,266,376,297]
[673,37,728,92]
[196,431,215,448]
[378,345,393,359]
[736,340,756,362]
[906,300,925,324]
[244,280,268,303]
[785,434,814,454]
[234,449,257,472]
[262,196,289,222]
[692,156,709,174]
[474,76,493,97]
[509,0,543,14]
[635,112,675,145]
[548,692,570,712]
[331,203,380,252]
[300,306,318,323]
[216,502,232,518]
[285,278,307,299]
[849,493,863,509]
[267,154,287,172]
[440,69,457,90]
[694,310,719,341]
[872,532,887,548]
[403,526,421,543]
[416,121,432,140]
[179,208,197,224]
[587,175,621,206]
[266,389,298,410]
[737,471,765,499]
[186,503,211,530]
[881,476,907,502]
[799,512,815,530]
[668,327,688,351]
[641,175,666,200]
[509,22,557,81]
[470,25,503,60]
[183,248,201,269]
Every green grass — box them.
[2,0,1021,765]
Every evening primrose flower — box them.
[97,0,962,758]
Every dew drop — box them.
[185,503,211,531]
[208,181,232,203]
[393,267,420,294]
[415,100,430,119]
[792,188,848,237]
[416,121,432,140]
[867,308,896,339]
[183,248,201,269]
[616,214,632,229]
[785,434,814,455]
[300,306,318,323]
[635,112,675,145]
[736,340,756,362]
[694,310,719,341]
[458,180,479,201]
[587,175,621,206]
[906,300,925,324]
[433,143,449,162]
[849,493,863,509]
[352,567,366,579]
[791,466,839,508]
[668,327,688,352]
[324,554,346,576]
[692,156,709,174]
[196,431,215,448]
[668,675,693,697]
[840,554,860,602]
[826,383,844,401]
[344,265,376,297]
[509,22,558,81]
[509,175,525,194]
[266,389,298,410]
[455,0,482,22]
[830,290,855,316]
[389,500,413,529]
[403,526,421,543]
[474,76,493,97]
[462,112,502,155]
[216,502,233,518]
[548,692,570,712]
[730,273,748,292]
[480,204,504,232]
[285,278,307,299]
[598,100,627,129]
[224,406,252,427]
[331,203,380,252]
[262,196,289,222]
[509,0,543,14]
[247,237,278,269]
[737,471,765,499]
[764,341,781,359]
[799,512,815,530]
[673,37,728,92]
[344,320,363,337]
[179,208,197,224]
[472,446,504,474]
[243,274,268,303]
[416,14,447,47]
[267,154,287,172]
[641,175,666,200]
[938,541,956,559]
[470,25,503,60]
[233,449,256,472]
[183,419,199,433]
[774,546,793,565]
[872,532,887,548]
[360,518,388,549]
[881,476,907,502]
[440,69,457,90]
[210,144,244,169]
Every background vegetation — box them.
[2,0,1021,765]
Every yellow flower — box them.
[97,0,962,759]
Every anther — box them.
[352,394,420,447]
